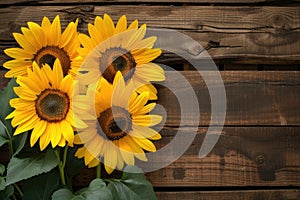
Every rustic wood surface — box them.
[159,71,300,126]
[1,0,300,4]
[156,190,300,200]
[1,5,300,65]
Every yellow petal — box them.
[125,24,147,49]
[134,103,156,116]
[4,48,33,59]
[129,91,149,114]
[60,21,76,48]
[14,116,39,135]
[50,15,62,46]
[131,125,161,140]
[132,114,162,127]
[103,14,115,36]
[75,147,86,158]
[115,15,127,34]
[131,36,157,50]
[128,19,138,30]
[39,124,51,150]
[132,137,156,152]
[88,24,103,44]
[50,123,62,148]
[133,48,162,64]
[88,158,100,168]
[30,120,47,147]
[104,142,117,174]
[27,22,46,47]
[13,33,36,53]
[60,120,74,145]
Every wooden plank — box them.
[158,71,300,126]
[146,127,300,187]
[1,0,299,5]
[0,6,300,64]
[156,190,300,200]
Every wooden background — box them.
[0,0,300,199]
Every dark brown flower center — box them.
[100,48,136,84]
[35,89,70,122]
[34,46,71,76]
[98,106,132,141]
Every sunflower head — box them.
[6,59,87,151]
[77,14,165,100]
[74,71,162,174]
[4,15,81,78]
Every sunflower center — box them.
[34,46,71,76]
[98,106,132,141]
[100,48,136,83]
[35,89,70,122]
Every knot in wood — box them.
[255,155,265,165]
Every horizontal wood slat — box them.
[156,190,300,200]
[1,0,299,5]
[158,71,300,126]
[146,127,300,187]
[0,6,300,64]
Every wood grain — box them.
[146,126,300,187]
[156,190,300,200]
[158,71,300,126]
[0,6,300,65]
[1,0,298,5]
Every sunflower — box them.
[4,15,81,78]
[6,59,87,151]
[77,14,165,100]
[74,71,162,174]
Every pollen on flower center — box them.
[34,46,71,76]
[100,48,136,83]
[35,89,70,122]
[98,106,132,141]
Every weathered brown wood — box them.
[1,0,299,5]
[158,71,300,126]
[1,6,300,64]
[156,190,300,200]
[146,126,300,187]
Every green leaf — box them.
[52,179,113,200]
[0,120,9,148]
[107,166,157,200]
[51,189,75,200]
[0,164,5,191]
[79,178,112,200]
[6,149,58,185]
[23,168,60,200]
[108,180,142,200]
[0,78,18,136]
[0,164,5,175]
[12,131,28,156]
[0,185,13,200]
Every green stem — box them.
[62,145,68,169]
[13,183,23,197]
[96,163,101,179]
[12,194,17,200]
[54,149,66,186]
[7,141,13,157]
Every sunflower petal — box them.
[30,120,47,147]
[50,15,62,46]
